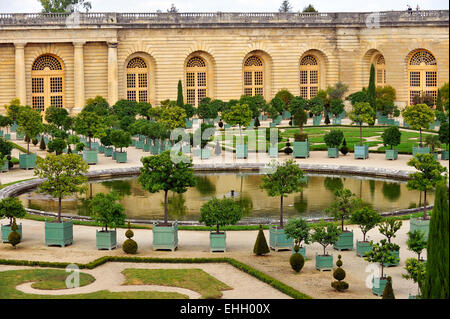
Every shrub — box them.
[382,276,395,299]
[382,126,401,149]
[331,255,348,292]
[39,136,46,150]
[284,143,293,155]
[330,99,345,116]
[8,218,21,248]
[289,252,305,273]
[253,224,270,256]
[32,138,38,146]
[199,197,243,233]
[123,222,138,254]
[339,138,349,155]
[324,129,344,148]
[284,217,310,248]
[324,113,330,125]
[294,133,308,142]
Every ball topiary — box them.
[8,218,21,248]
[122,238,138,254]
[331,255,349,292]
[289,252,305,273]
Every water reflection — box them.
[19,173,433,221]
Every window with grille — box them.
[375,55,386,85]
[299,55,319,99]
[407,50,438,105]
[243,55,264,97]
[185,56,207,106]
[126,57,149,103]
[31,54,64,112]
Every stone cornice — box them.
[0,10,448,29]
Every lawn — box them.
[0,269,187,299]
[122,268,232,299]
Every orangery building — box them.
[0,10,448,115]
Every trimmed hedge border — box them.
[0,256,311,299]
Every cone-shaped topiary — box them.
[339,138,348,155]
[331,255,349,292]
[122,221,138,254]
[39,136,46,150]
[8,217,21,248]
[290,252,305,273]
[253,224,270,256]
[382,276,395,299]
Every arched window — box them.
[408,50,437,105]
[31,54,64,112]
[299,55,319,99]
[126,57,149,103]
[185,56,207,106]
[375,55,386,86]
[243,56,264,97]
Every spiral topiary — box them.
[331,254,349,292]
[289,251,305,273]
[122,221,138,254]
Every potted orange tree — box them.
[349,101,375,159]
[312,224,341,271]
[138,151,196,251]
[284,217,310,257]
[17,106,43,169]
[0,197,26,243]
[350,206,382,257]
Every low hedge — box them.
[0,256,311,299]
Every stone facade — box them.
[0,10,448,115]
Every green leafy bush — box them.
[324,129,344,148]
[382,126,401,149]
[294,133,308,142]
[289,252,305,273]
[7,218,21,248]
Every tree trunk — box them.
[27,141,30,154]
[362,231,366,242]
[360,124,363,146]
[341,218,344,232]
[216,224,220,234]
[89,136,92,150]
[381,264,384,278]
[280,196,284,228]
[419,128,422,147]
[423,190,427,220]
[164,190,168,224]
[58,197,62,223]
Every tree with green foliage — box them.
[4,98,21,123]
[138,151,196,225]
[302,4,317,12]
[176,80,184,108]
[45,106,72,131]
[382,276,395,299]
[0,137,13,159]
[275,89,294,108]
[17,106,43,154]
[438,121,449,151]
[0,115,13,135]
[284,217,310,249]
[425,134,441,154]
[327,82,348,101]
[278,0,292,12]
[253,225,270,255]
[260,160,305,228]
[422,182,449,299]
[38,0,91,12]
[381,126,401,150]
[222,103,252,140]
[407,153,448,219]
[350,206,382,242]
[182,103,196,119]
[330,99,345,117]
[407,230,427,261]
[89,192,126,232]
[402,104,435,147]
[0,197,27,226]
[309,96,324,116]
[324,129,344,149]
[74,111,106,150]
[270,96,286,116]
[378,218,402,244]
[34,154,89,223]
[368,64,376,109]
[365,239,400,279]
[196,98,219,120]
[325,188,361,231]
[347,90,368,106]
[312,224,341,255]
[84,96,111,117]
[47,137,67,155]
[290,97,308,133]
[112,99,138,130]
[110,129,132,153]
[159,105,187,130]
[199,197,243,233]
[403,258,426,297]
[349,102,375,146]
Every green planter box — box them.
[112,150,117,160]
[1,223,22,243]
[45,219,73,247]
[269,122,277,128]
[291,246,306,257]
[385,149,398,160]
[19,153,36,170]
[434,119,440,127]
[131,139,136,147]
[185,119,193,128]
[282,110,291,120]
[334,230,353,251]
[313,115,322,126]
[152,222,178,251]
[236,144,248,159]
[182,145,191,154]
[83,150,98,164]
[338,111,346,119]
[410,217,430,240]
[143,142,151,152]
[16,132,24,140]
[151,142,160,155]
[115,151,127,163]
[104,147,113,157]
[193,148,201,157]
[315,254,333,271]
[214,116,221,123]
[0,130,4,137]
[412,146,430,156]
[201,148,210,159]
[382,249,400,267]
[224,124,231,129]
[327,147,339,158]
[269,225,293,251]
[356,240,372,257]
[135,140,144,149]
[403,121,409,127]
[332,117,342,125]
[429,123,435,130]
[432,152,438,160]
[98,145,105,154]
[275,115,282,125]
[268,146,278,158]
[4,133,11,140]
[90,142,99,151]
[210,232,226,252]
[139,135,145,142]
[293,140,309,158]
[10,123,18,132]
[377,115,388,125]
[441,150,449,160]
[1,160,8,172]
[372,277,387,296]
[354,144,369,159]
[96,230,117,250]
[408,294,421,299]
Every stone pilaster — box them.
[107,42,119,105]
[14,42,27,105]
[73,41,86,114]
